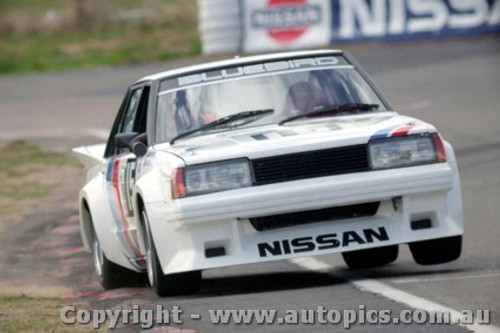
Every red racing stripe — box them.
[390,123,418,137]
[112,159,146,265]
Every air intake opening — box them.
[205,246,226,258]
[249,202,380,231]
[411,219,432,230]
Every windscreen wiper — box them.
[278,103,379,126]
[170,109,274,144]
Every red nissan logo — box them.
[268,0,307,43]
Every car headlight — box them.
[172,159,252,198]
[369,133,446,170]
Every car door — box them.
[104,84,150,267]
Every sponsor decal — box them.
[336,0,500,41]
[252,0,323,44]
[242,0,332,51]
[159,56,345,91]
[106,157,145,268]
[251,134,269,141]
[258,226,389,257]
[248,125,344,141]
[238,0,500,52]
[124,159,136,216]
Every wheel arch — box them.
[79,197,93,252]
[80,176,136,270]
[134,193,147,254]
[443,140,463,232]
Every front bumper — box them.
[147,161,463,275]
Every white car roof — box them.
[138,49,344,83]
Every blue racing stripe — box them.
[106,157,115,182]
[105,158,142,267]
[370,124,400,140]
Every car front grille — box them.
[251,144,369,185]
[249,202,380,231]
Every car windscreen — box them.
[156,57,388,143]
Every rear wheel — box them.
[141,210,202,297]
[86,207,146,289]
[409,235,462,265]
[90,224,145,289]
[342,245,398,269]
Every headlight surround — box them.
[172,159,253,198]
[369,134,445,170]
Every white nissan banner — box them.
[243,0,333,52]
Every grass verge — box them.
[0,24,200,74]
[0,295,99,332]
[0,140,83,228]
[0,0,200,74]
[0,142,95,331]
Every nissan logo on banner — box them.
[243,0,332,52]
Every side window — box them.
[105,85,150,157]
[120,88,143,134]
[135,86,150,134]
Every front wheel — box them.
[409,235,462,265]
[342,245,399,269]
[142,210,202,297]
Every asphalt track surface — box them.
[0,36,499,332]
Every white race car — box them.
[74,50,463,296]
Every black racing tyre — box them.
[409,235,462,265]
[342,245,399,269]
[87,209,146,289]
[141,210,202,297]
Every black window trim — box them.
[104,82,152,158]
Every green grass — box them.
[0,295,99,332]
[0,183,56,200]
[0,0,155,12]
[0,24,200,74]
[0,0,200,74]
[0,140,73,199]
[0,140,71,175]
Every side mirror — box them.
[130,136,148,157]
[115,132,138,149]
[114,132,148,157]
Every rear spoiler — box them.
[72,144,106,170]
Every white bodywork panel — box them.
[75,112,463,275]
[73,50,463,277]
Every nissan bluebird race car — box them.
[74,50,463,296]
